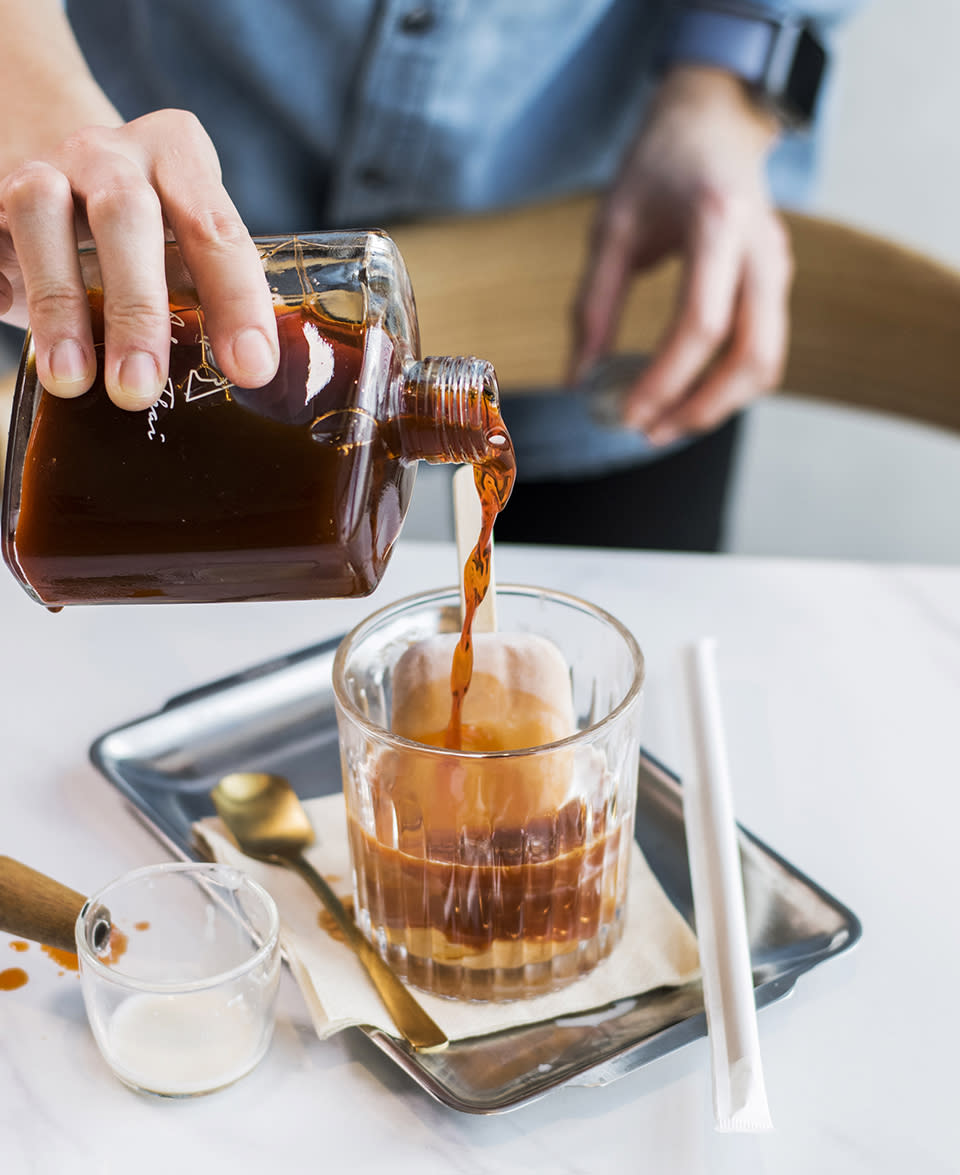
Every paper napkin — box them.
[195,793,700,1042]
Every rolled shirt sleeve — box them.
[660,1,866,97]
[654,1,866,211]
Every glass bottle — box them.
[1,231,514,607]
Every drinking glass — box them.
[332,585,645,1000]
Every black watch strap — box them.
[666,3,828,128]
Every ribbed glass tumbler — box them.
[332,585,645,1001]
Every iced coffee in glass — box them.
[332,585,644,1001]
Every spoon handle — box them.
[288,854,448,1053]
[0,856,86,954]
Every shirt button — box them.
[399,7,434,34]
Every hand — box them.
[571,66,793,446]
[0,110,279,410]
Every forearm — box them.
[660,0,865,138]
[0,0,122,175]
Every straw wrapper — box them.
[682,639,773,1132]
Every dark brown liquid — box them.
[102,928,130,966]
[350,800,617,944]
[348,794,622,996]
[11,300,411,605]
[445,454,515,749]
[40,945,79,972]
[0,928,132,986]
[317,895,356,945]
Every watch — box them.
[666,3,829,129]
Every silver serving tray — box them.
[89,636,861,1114]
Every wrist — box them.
[0,89,122,181]
[0,0,122,178]
[661,4,829,131]
[655,65,780,152]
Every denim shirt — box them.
[63,0,860,479]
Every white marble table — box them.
[1,540,957,1174]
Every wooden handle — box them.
[0,855,87,953]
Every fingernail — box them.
[49,338,90,385]
[232,327,278,385]
[118,351,162,405]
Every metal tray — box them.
[89,636,862,1114]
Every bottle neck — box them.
[398,356,512,465]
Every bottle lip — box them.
[400,356,510,466]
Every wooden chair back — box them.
[388,193,960,434]
[3,194,958,484]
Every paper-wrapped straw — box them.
[682,638,773,1132]
[453,464,497,633]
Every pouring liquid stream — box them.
[444,438,515,750]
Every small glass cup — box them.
[76,862,281,1097]
[332,585,645,1001]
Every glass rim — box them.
[331,582,645,759]
[75,861,280,993]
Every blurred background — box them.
[1,0,955,565]
[406,0,960,564]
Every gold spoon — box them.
[211,772,447,1053]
